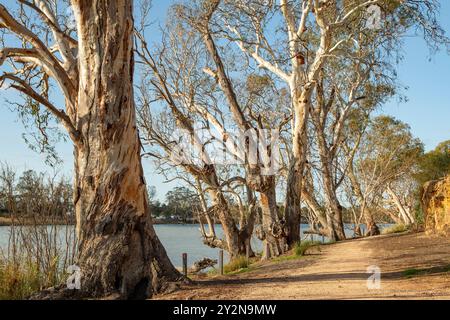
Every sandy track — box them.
[155,232,450,300]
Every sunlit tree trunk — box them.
[259,182,285,259]
[206,187,241,258]
[347,163,380,237]
[283,89,312,247]
[386,186,415,225]
[72,0,180,299]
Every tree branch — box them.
[0,4,76,104]
[0,73,79,142]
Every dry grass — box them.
[0,255,66,300]
[294,240,322,256]
[0,224,76,300]
[0,164,77,300]
[381,224,409,235]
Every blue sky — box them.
[0,0,449,201]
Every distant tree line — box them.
[148,186,201,223]
[0,165,205,224]
[0,164,73,221]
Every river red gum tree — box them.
[0,0,180,299]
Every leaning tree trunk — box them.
[317,128,346,241]
[72,0,180,299]
[386,186,415,225]
[207,188,243,258]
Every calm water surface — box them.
[0,224,388,267]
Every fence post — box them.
[265,242,271,260]
[246,239,250,262]
[182,253,188,277]
[219,250,224,275]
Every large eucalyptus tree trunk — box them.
[283,90,312,248]
[72,0,180,299]
[259,184,286,259]
[284,164,301,247]
[322,172,346,241]
[206,188,242,258]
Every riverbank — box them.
[0,215,75,226]
[0,215,197,226]
[156,232,450,300]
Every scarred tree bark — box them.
[259,181,286,258]
[71,0,181,299]
[0,0,181,299]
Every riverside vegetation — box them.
[0,0,449,300]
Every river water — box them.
[0,224,387,267]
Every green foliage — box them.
[224,256,249,274]
[362,116,424,177]
[415,140,450,185]
[0,165,73,220]
[164,186,199,222]
[148,186,200,222]
[294,241,321,257]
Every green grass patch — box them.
[226,266,254,275]
[0,261,40,300]
[224,256,250,274]
[381,224,409,235]
[294,240,322,256]
[207,268,218,276]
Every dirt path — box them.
[156,232,450,300]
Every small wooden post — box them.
[265,242,271,260]
[322,235,325,243]
[245,239,250,262]
[310,234,314,242]
[182,253,188,277]
[219,250,224,275]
